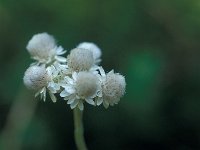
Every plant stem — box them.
[73,108,88,150]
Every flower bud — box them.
[102,71,126,105]
[67,48,94,71]
[76,72,99,98]
[23,65,49,90]
[26,33,56,62]
[77,42,101,61]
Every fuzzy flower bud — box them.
[76,72,99,98]
[77,42,101,62]
[102,71,126,106]
[23,65,49,90]
[26,33,57,63]
[67,48,94,71]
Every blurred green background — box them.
[1,0,200,149]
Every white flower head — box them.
[77,42,102,63]
[60,71,99,110]
[76,72,99,98]
[23,65,49,90]
[26,32,66,64]
[67,48,94,72]
[97,67,126,108]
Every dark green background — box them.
[1,0,200,149]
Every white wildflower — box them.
[26,32,66,64]
[97,67,126,108]
[77,42,101,63]
[67,48,94,72]
[60,72,99,110]
[23,65,50,102]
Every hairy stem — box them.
[73,108,88,150]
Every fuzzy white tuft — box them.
[77,42,101,62]
[102,71,126,106]
[67,48,94,71]
[76,72,99,98]
[26,33,57,63]
[23,65,49,90]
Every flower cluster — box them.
[23,32,126,110]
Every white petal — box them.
[48,86,56,93]
[48,82,60,93]
[54,83,60,90]
[90,65,99,71]
[35,90,40,97]
[108,70,114,74]
[46,67,52,75]
[65,86,75,94]
[61,85,75,94]
[43,88,46,102]
[59,81,67,87]
[49,91,57,103]
[70,99,79,109]
[64,76,74,84]
[60,90,71,97]
[97,98,103,106]
[78,102,84,111]
[67,97,76,104]
[50,65,56,74]
[72,72,77,81]
[95,58,101,64]
[55,56,67,62]
[92,70,99,75]
[99,66,105,77]
[40,87,45,94]
[56,46,66,55]
[50,82,60,91]
[97,90,102,97]
[103,100,109,109]
[57,64,68,71]
[85,98,95,105]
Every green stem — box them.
[73,108,88,150]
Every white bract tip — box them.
[26,32,66,64]
[77,42,101,62]
[76,72,99,98]
[23,65,49,90]
[102,71,126,107]
[67,48,94,71]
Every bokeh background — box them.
[1,0,200,150]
